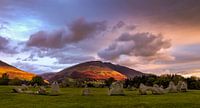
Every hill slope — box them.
[40,72,56,80]
[102,62,145,78]
[0,60,36,80]
[48,61,144,82]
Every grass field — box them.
[0,86,200,108]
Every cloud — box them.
[2,0,200,27]
[0,36,9,50]
[24,18,108,65]
[22,44,96,65]
[55,55,95,64]
[27,30,66,48]
[100,0,200,26]
[98,40,135,60]
[112,21,136,32]
[67,18,107,42]
[27,18,107,49]
[0,36,18,54]
[126,25,136,31]
[168,44,200,64]
[12,61,63,73]
[98,32,172,62]
[112,21,126,31]
[22,53,38,62]
[0,21,8,30]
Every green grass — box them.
[0,86,200,108]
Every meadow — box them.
[0,86,200,108]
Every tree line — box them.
[124,74,200,90]
[1,73,200,90]
[0,73,45,86]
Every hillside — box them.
[102,62,145,78]
[47,61,145,82]
[0,60,36,80]
[40,72,56,80]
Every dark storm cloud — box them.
[27,18,107,49]
[98,32,171,60]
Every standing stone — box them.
[139,84,165,95]
[29,84,32,88]
[160,85,164,89]
[180,81,188,92]
[166,81,177,93]
[21,84,29,91]
[50,81,60,96]
[33,83,38,88]
[12,87,23,93]
[38,86,48,95]
[82,85,92,96]
[108,81,125,96]
[177,81,187,92]
[152,84,164,95]
[139,83,148,95]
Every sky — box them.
[0,0,200,75]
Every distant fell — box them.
[0,60,36,81]
[47,61,145,82]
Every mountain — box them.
[47,61,145,82]
[40,72,56,80]
[0,60,36,80]
[101,62,145,78]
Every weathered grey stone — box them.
[151,84,165,95]
[177,81,187,92]
[33,83,38,88]
[50,81,60,96]
[82,85,92,96]
[12,87,23,93]
[166,81,177,93]
[109,81,125,96]
[38,86,48,95]
[159,85,165,93]
[139,83,148,95]
[21,84,29,91]
[139,84,165,95]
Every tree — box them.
[105,77,116,87]
[31,76,44,85]
[0,73,10,85]
[8,77,22,85]
[61,77,76,87]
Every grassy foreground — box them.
[0,86,200,108]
